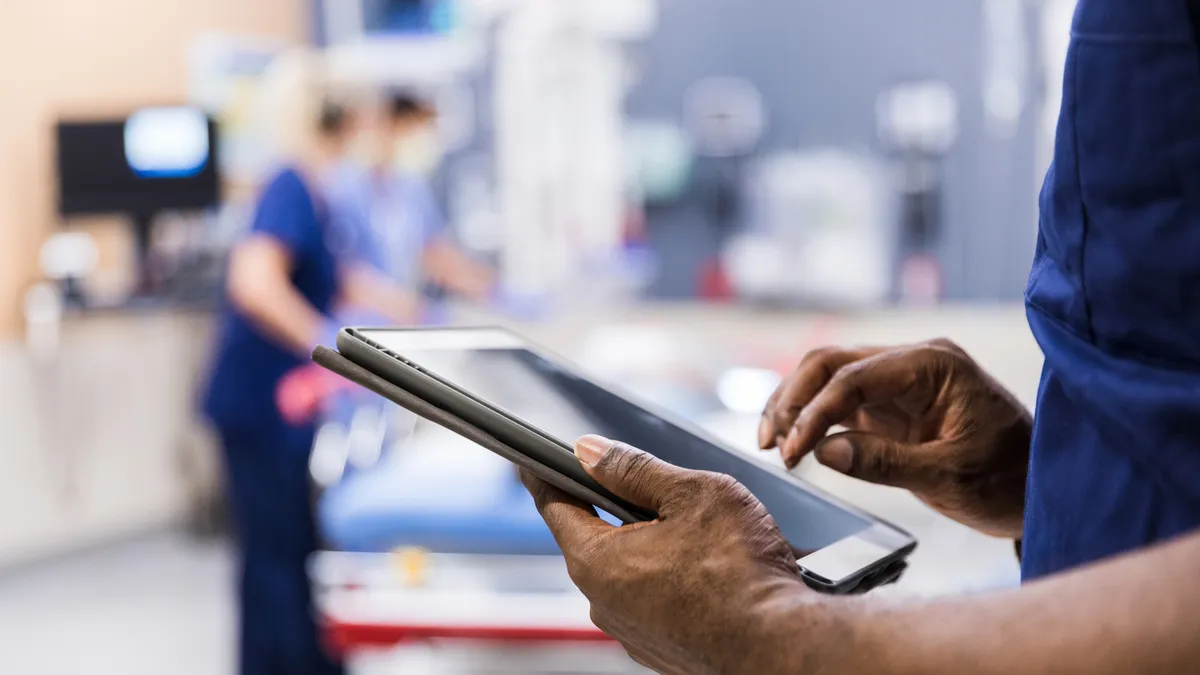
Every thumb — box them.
[575,435,692,513]
[813,432,943,492]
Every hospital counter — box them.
[0,311,220,568]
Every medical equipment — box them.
[876,80,959,304]
[726,149,894,307]
[55,109,221,295]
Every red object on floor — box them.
[323,619,613,655]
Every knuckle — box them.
[564,558,590,589]
[667,470,719,504]
[696,471,754,508]
[865,350,922,389]
[520,470,549,504]
[707,471,745,498]
[626,652,652,670]
[827,360,868,390]
[798,403,839,432]
[800,345,838,365]
[798,347,844,383]
[926,337,962,353]
[862,444,901,482]
[914,343,970,385]
[606,445,659,491]
[764,378,788,406]
[588,606,612,633]
[922,340,972,371]
[687,471,760,530]
[564,545,603,590]
[941,454,983,491]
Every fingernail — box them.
[757,417,774,449]
[783,426,802,456]
[576,435,615,467]
[816,437,854,474]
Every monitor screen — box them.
[56,107,220,216]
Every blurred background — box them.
[0,0,1075,673]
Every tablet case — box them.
[312,346,645,524]
[312,345,905,595]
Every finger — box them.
[575,435,695,514]
[781,347,944,467]
[758,347,881,450]
[846,405,909,438]
[520,469,613,553]
[760,349,850,449]
[813,432,947,492]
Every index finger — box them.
[760,347,884,449]
[780,347,940,467]
[520,469,613,554]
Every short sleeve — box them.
[251,169,315,254]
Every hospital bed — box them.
[310,375,642,673]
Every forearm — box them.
[228,238,326,356]
[422,239,493,300]
[778,531,1200,675]
[339,263,420,324]
[232,278,325,356]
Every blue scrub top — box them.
[203,167,339,432]
[1023,0,1200,579]
[325,163,446,287]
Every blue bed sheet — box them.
[318,453,620,555]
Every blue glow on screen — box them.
[124,107,210,179]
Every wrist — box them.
[985,410,1034,539]
[732,578,866,675]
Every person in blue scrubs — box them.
[203,116,347,675]
[202,58,422,675]
[517,1,1200,672]
[327,92,493,308]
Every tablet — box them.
[332,327,916,593]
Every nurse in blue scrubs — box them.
[327,92,494,309]
[201,54,419,675]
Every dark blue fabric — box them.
[220,425,344,675]
[200,168,343,674]
[1022,0,1200,579]
[203,168,339,431]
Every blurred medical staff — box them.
[200,52,417,675]
[328,92,493,309]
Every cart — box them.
[313,551,646,674]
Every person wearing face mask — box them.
[327,92,494,314]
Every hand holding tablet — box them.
[317,327,916,594]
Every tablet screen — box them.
[362,331,875,554]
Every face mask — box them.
[346,135,374,165]
[392,126,443,176]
